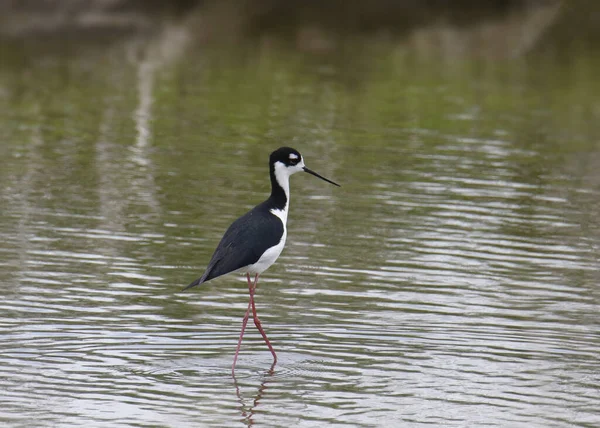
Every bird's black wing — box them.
[184,204,283,290]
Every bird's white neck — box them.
[271,161,291,223]
[273,161,291,201]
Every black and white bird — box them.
[185,147,339,373]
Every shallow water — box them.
[1,10,600,428]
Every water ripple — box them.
[2,48,600,427]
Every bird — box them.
[184,147,339,374]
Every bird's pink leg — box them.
[250,273,278,364]
[232,273,254,374]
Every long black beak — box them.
[303,167,340,187]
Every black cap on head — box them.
[270,147,303,167]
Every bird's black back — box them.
[184,201,284,289]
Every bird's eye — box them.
[289,153,300,164]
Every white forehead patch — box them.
[289,153,299,160]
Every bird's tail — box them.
[183,277,204,291]
[183,267,213,290]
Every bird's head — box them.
[270,147,340,187]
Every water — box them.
[1,6,600,428]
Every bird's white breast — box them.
[247,207,287,275]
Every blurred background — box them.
[1,1,599,427]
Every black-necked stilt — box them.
[185,147,339,373]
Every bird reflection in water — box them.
[233,363,276,426]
